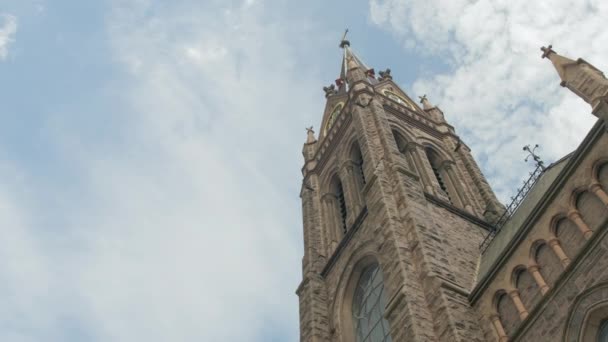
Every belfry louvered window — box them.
[352,143,366,186]
[352,262,392,342]
[337,180,348,234]
[426,148,451,202]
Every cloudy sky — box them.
[0,0,605,341]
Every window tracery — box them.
[352,263,392,342]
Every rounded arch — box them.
[573,188,608,231]
[549,213,569,237]
[553,215,587,260]
[512,265,542,313]
[530,239,562,287]
[592,158,608,183]
[563,281,608,342]
[510,265,528,289]
[570,185,592,209]
[493,289,521,338]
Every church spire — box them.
[338,30,373,88]
[541,45,578,85]
[541,45,608,109]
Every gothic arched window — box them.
[330,176,348,235]
[352,262,392,342]
[599,320,608,342]
[425,147,451,202]
[351,142,366,187]
[392,130,415,171]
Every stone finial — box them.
[540,44,555,59]
[366,68,376,78]
[378,68,392,81]
[419,94,433,110]
[306,126,316,144]
[540,44,608,110]
[323,84,338,98]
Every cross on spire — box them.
[541,44,555,59]
[339,29,350,48]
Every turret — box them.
[541,45,608,120]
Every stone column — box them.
[442,161,474,212]
[528,264,550,295]
[322,194,341,250]
[339,163,359,227]
[407,144,433,193]
[489,314,509,342]
[548,238,571,268]
[590,182,608,207]
[567,210,594,240]
[508,290,529,320]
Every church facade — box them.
[296,39,608,342]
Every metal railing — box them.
[479,164,545,252]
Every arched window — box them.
[392,130,415,171]
[331,177,348,234]
[555,218,585,259]
[514,268,541,310]
[351,143,366,186]
[576,191,608,231]
[352,262,392,342]
[599,320,608,342]
[425,148,451,201]
[598,163,608,190]
[496,291,520,338]
[534,243,561,287]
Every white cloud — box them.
[0,14,17,60]
[369,0,606,200]
[0,1,328,341]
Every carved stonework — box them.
[378,68,392,81]
[323,84,338,98]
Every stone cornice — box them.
[469,119,606,304]
[425,193,493,230]
[383,103,458,141]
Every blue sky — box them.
[0,0,605,341]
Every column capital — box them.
[547,238,561,247]
[589,181,603,192]
[567,209,594,239]
[567,209,582,220]
[507,289,520,298]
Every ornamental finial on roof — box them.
[306,126,316,144]
[339,28,350,48]
[419,94,433,110]
[523,144,546,170]
[541,44,555,59]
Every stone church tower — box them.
[296,38,608,342]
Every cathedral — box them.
[296,37,608,342]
